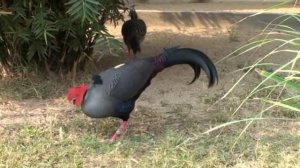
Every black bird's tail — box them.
[130,36,141,55]
[152,46,218,87]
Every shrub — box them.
[0,0,126,78]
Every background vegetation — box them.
[0,0,126,79]
[211,12,300,135]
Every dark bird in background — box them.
[121,8,147,59]
[67,46,218,141]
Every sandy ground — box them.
[133,2,300,13]
[0,2,299,131]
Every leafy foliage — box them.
[207,12,300,140]
[223,13,300,114]
[0,0,126,78]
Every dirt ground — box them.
[133,2,300,13]
[0,2,299,134]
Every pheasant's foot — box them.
[109,120,128,142]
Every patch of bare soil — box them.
[0,98,72,129]
[0,25,260,131]
[134,2,300,13]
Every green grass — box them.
[210,7,300,142]
[0,77,299,167]
[1,110,299,167]
[0,124,84,167]
[0,121,300,167]
[0,77,65,100]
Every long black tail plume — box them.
[130,36,141,54]
[154,46,218,87]
[133,46,218,101]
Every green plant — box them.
[0,0,126,79]
[255,68,300,92]
[223,13,300,114]
[205,3,300,145]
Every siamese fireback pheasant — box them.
[67,46,218,141]
[121,8,147,59]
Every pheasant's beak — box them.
[72,98,76,105]
[69,95,80,106]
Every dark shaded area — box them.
[156,11,300,30]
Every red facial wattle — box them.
[67,84,88,106]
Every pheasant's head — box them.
[129,9,138,20]
[67,84,88,106]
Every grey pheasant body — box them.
[70,46,218,141]
[82,59,154,119]
[82,46,218,121]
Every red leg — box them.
[109,120,128,142]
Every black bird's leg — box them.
[109,120,128,142]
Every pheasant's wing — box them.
[97,59,154,100]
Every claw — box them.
[109,120,128,142]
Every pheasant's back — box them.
[135,19,147,41]
[98,59,154,100]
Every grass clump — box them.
[207,3,300,151]
[1,121,299,167]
